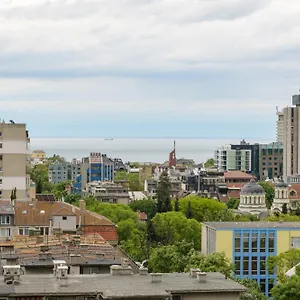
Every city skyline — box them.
[1,0,300,138]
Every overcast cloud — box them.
[0,0,299,138]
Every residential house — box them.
[13,199,118,245]
[31,150,46,165]
[85,181,131,205]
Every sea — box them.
[30,137,273,164]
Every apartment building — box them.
[282,93,300,182]
[73,153,114,195]
[276,108,284,143]
[215,146,252,173]
[201,221,300,297]
[259,142,283,180]
[48,160,81,184]
[0,121,30,201]
[30,149,46,165]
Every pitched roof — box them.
[14,201,115,227]
[224,171,253,179]
[52,207,76,216]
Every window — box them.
[252,256,258,275]
[234,257,241,275]
[243,232,250,252]
[252,232,258,252]
[0,228,10,237]
[172,295,182,300]
[0,143,2,148]
[260,232,266,252]
[260,279,266,295]
[260,256,266,275]
[234,232,241,252]
[243,257,249,275]
[62,216,67,220]
[292,237,300,248]
[19,227,29,236]
[269,232,275,252]
[268,280,274,297]
[0,155,2,160]
[0,179,2,184]
[0,216,10,225]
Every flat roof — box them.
[203,221,300,229]
[0,272,246,297]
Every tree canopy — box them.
[258,182,275,209]
[129,199,157,220]
[156,171,172,213]
[204,158,215,168]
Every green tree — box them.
[178,195,234,222]
[129,199,157,220]
[268,249,300,282]
[204,158,215,168]
[64,193,81,205]
[10,188,17,202]
[30,164,53,193]
[148,241,195,273]
[236,278,267,300]
[258,182,275,209]
[114,171,143,191]
[36,178,43,194]
[156,171,172,213]
[151,212,201,248]
[271,275,300,300]
[187,252,233,279]
[174,197,180,212]
[186,201,193,218]
[227,198,240,209]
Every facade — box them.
[215,146,252,172]
[73,153,114,195]
[259,142,283,180]
[85,181,131,205]
[201,222,300,297]
[238,179,267,216]
[0,121,30,201]
[114,158,127,171]
[271,180,289,213]
[0,202,14,240]
[282,93,300,182]
[230,140,260,179]
[30,150,46,165]
[13,199,118,244]
[0,266,247,299]
[276,108,284,143]
[48,160,81,184]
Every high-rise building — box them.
[276,108,284,143]
[214,145,252,172]
[282,93,300,183]
[0,121,30,201]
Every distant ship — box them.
[104,138,114,141]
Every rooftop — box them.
[203,221,300,229]
[224,171,253,179]
[0,272,247,297]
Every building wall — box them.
[216,230,233,262]
[52,215,77,232]
[0,123,30,201]
[277,111,284,143]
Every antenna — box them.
[174,140,176,151]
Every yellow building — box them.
[201,222,300,298]
[31,150,46,161]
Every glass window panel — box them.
[235,233,241,252]
[260,279,266,295]
[234,257,241,275]
[252,233,258,252]
[292,237,300,248]
[269,232,275,252]
[260,256,266,275]
[243,232,250,252]
[260,232,266,252]
[243,257,249,275]
[251,256,258,275]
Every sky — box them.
[1,0,300,139]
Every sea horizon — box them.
[30,137,274,164]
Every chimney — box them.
[57,265,68,287]
[110,265,133,276]
[190,268,201,278]
[121,258,129,267]
[69,254,82,265]
[96,252,105,260]
[197,272,207,283]
[139,267,148,275]
[3,265,21,285]
[79,200,86,211]
[151,273,162,283]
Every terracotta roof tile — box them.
[224,171,253,179]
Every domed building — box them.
[238,179,268,216]
[271,179,289,213]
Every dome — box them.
[276,179,288,188]
[240,179,265,195]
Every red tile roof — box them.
[224,171,253,179]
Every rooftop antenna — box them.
[174,140,176,151]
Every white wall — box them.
[1,140,27,154]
